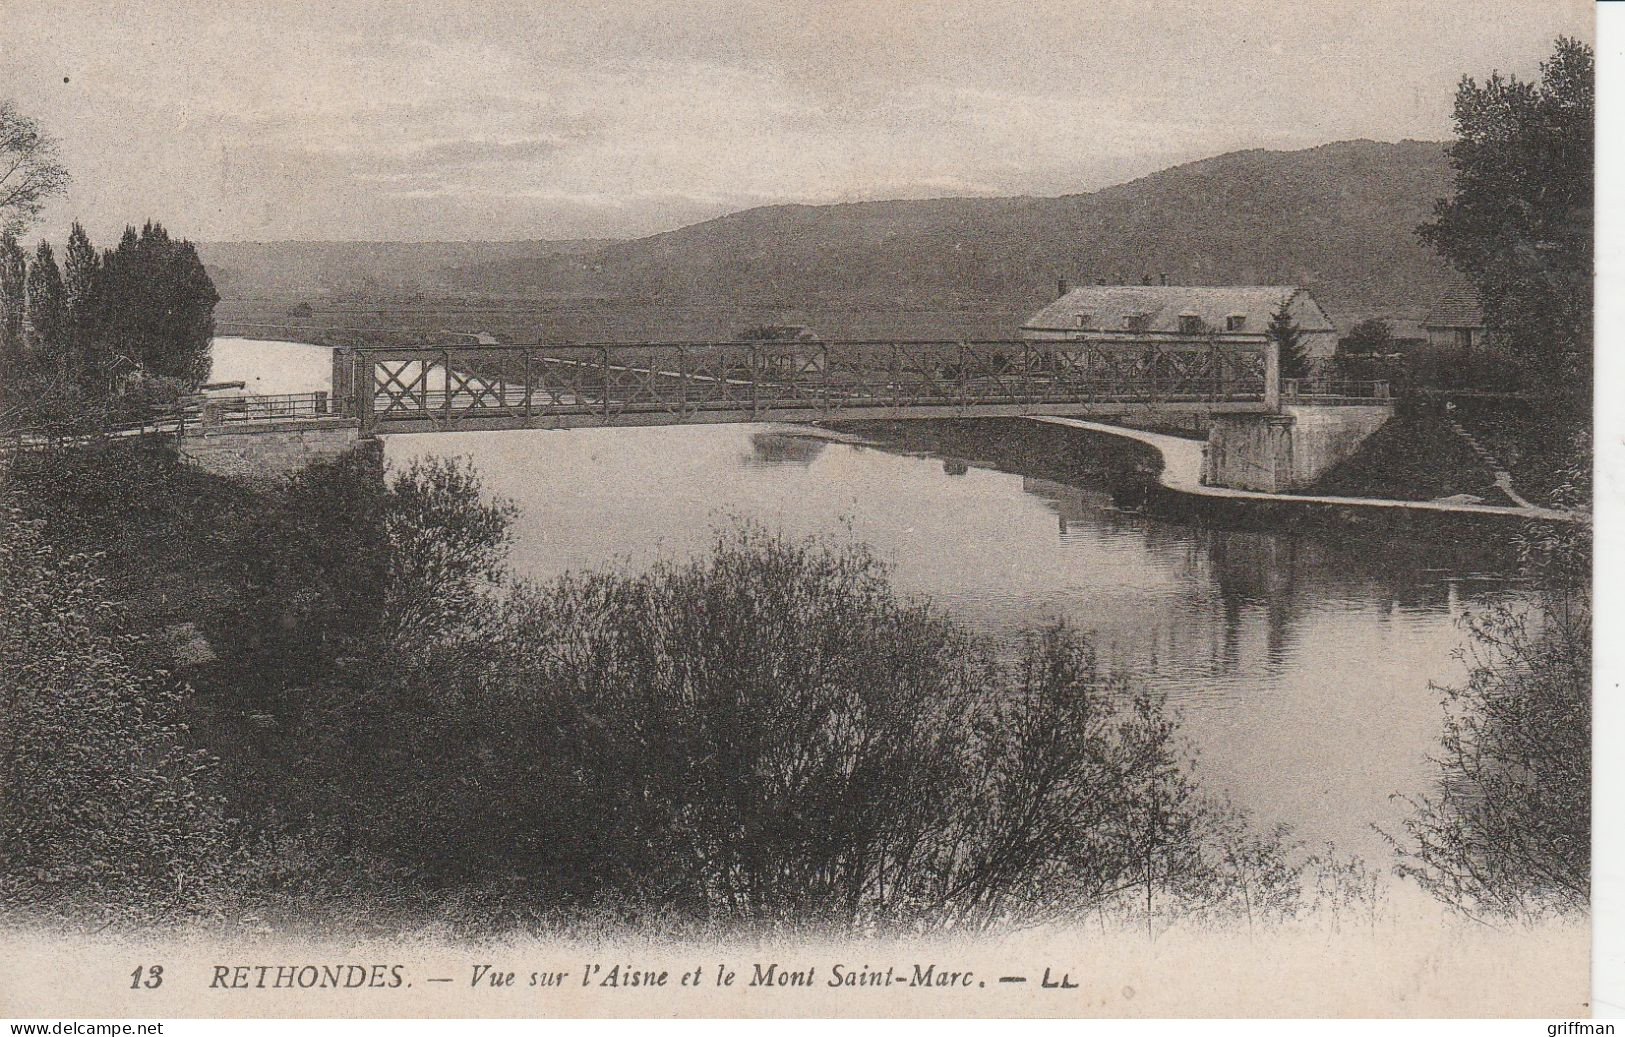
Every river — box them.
[212,336,1524,864]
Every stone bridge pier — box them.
[1201,404,1394,493]
[179,417,375,482]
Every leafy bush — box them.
[1395,444,1590,919]
[1394,594,1589,920]
[1333,319,1395,381]
[7,448,1347,935]
[200,451,515,829]
[289,514,1306,932]
[0,503,238,924]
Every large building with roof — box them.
[1021,284,1339,358]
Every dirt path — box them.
[1030,416,1584,524]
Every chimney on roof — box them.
[1057,278,1069,299]
[1159,272,1169,286]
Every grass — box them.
[1302,404,1517,505]
[6,440,265,634]
[1449,399,1589,508]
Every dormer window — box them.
[1121,312,1149,332]
[1225,314,1247,332]
[1075,312,1095,330]
[1178,313,1203,335]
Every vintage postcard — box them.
[0,0,1600,1021]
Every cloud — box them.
[0,0,1594,242]
[348,137,575,183]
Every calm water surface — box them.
[384,424,1523,862]
[209,336,332,394]
[212,338,1519,863]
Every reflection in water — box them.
[385,422,1525,862]
[743,431,829,468]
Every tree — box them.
[1341,318,1394,355]
[1334,318,1395,380]
[98,222,219,385]
[1267,301,1310,381]
[1395,571,1589,919]
[0,233,25,377]
[25,239,67,366]
[0,100,71,235]
[1395,448,1590,920]
[1417,37,1593,381]
[62,222,102,381]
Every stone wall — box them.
[179,419,372,482]
[1283,406,1393,486]
[1203,413,1296,492]
[1203,405,1392,493]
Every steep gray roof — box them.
[1023,285,1331,335]
[1423,279,1488,330]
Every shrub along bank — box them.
[0,439,1502,934]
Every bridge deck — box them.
[339,339,1284,434]
[369,398,1274,434]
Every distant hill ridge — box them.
[201,139,1460,324]
[198,239,610,296]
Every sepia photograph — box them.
[0,0,1602,1022]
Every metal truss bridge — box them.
[304,338,1283,435]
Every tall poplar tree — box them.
[62,221,102,379]
[0,232,27,375]
[25,239,68,368]
[99,222,217,384]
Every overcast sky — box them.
[0,0,1593,244]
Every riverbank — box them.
[824,416,1560,562]
[1297,404,1517,505]
[8,435,1394,938]
[1030,416,1582,529]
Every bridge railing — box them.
[186,391,334,423]
[350,340,1272,428]
[1281,378,1392,404]
[2,413,190,458]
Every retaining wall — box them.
[1203,405,1392,492]
[179,419,371,481]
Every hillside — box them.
[198,239,610,297]
[449,139,1459,322]
[203,140,1461,334]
